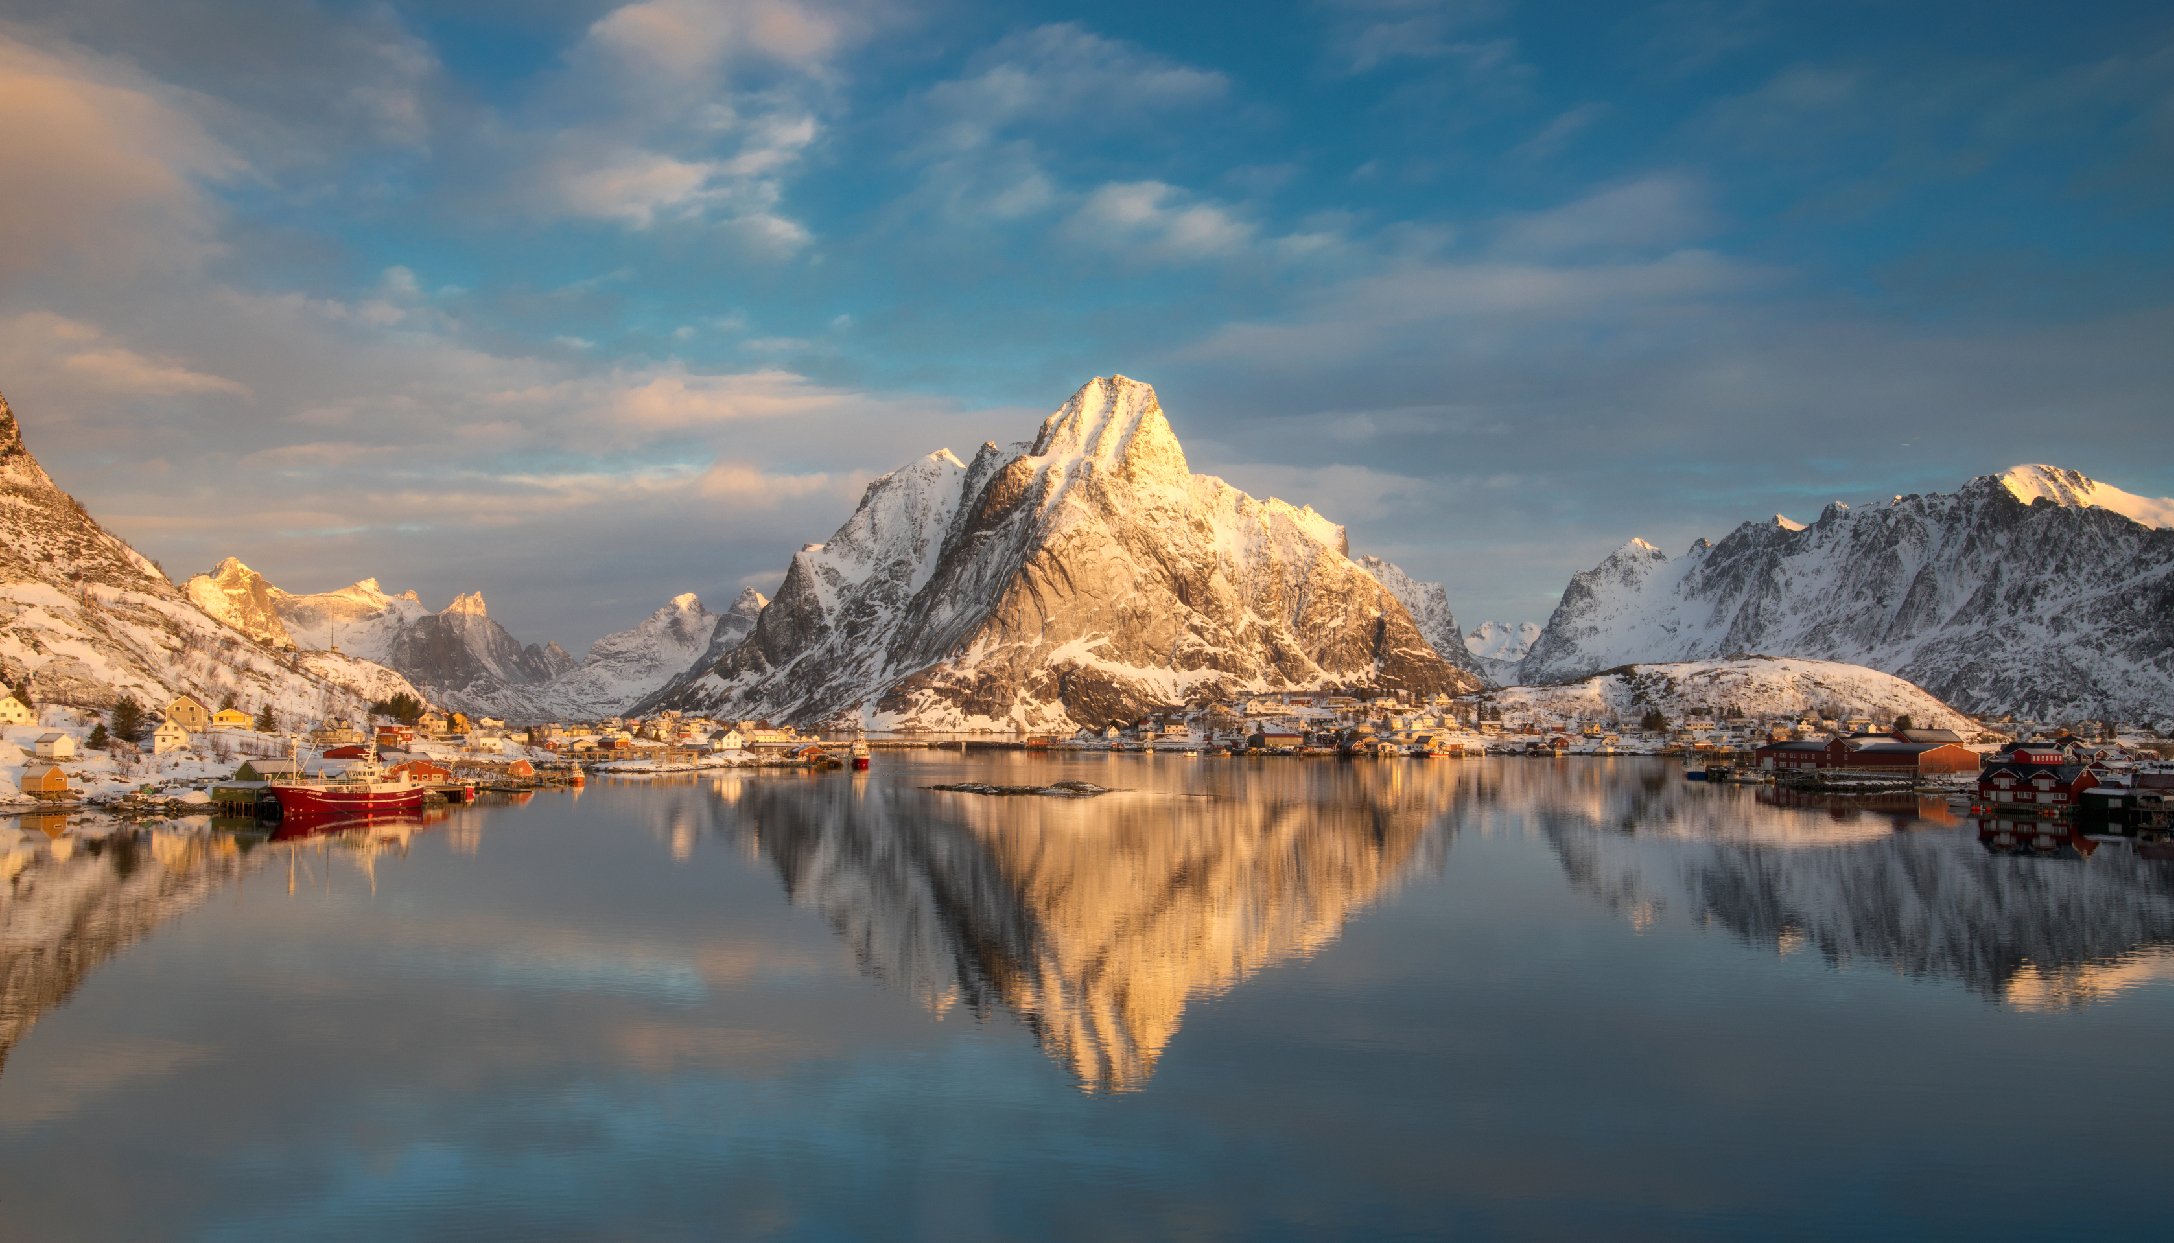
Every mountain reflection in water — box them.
[697,762,1458,1091]
[1492,762,2174,1009]
[1,823,261,1075]
[5,759,2174,1106]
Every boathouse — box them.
[20,765,70,799]
[1978,760,2099,809]
[33,732,76,761]
[1753,734,1978,776]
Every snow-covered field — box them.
[1482,656,1979,734]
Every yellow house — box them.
[0,694,33,725]
[166,695,210,731]
[212,708,254,730]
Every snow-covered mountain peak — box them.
[727,587,769,618]
[1996,464,2174,529]
[650,376,1480,729]
[667,591,702,612]
[1774,514,1805,531]
[442,591,489,618]
[1029,375,1189,483]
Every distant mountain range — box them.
[186,557,765,721]
[1517,465,2174,723]
[8,377,2169,728]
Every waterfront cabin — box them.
[32,732,76,761]
[0,695,32,725]
[20,765,70,799]
[166,695,210,731]
[388,758,451,782]
[1753,734,1978,776]
[1978,760,2099,811]
[152,720,191,755]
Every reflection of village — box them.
[0,795,518,1075]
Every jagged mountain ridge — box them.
[1520,466,2174,722]
[187,557,760,720]
[1354,556,1484,677]
[527,589,766,721]
[646,376,1481,730]
[0,392,404,720]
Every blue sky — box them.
[2,0,2170,649]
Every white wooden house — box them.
[153,719,191,755]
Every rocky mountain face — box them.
[1354,556,1483,677]
[0,392,398,720]
[1463,620,1541,685]
[1520,466,2174,723]
[187,557,758,721]
[647,376,1481,730]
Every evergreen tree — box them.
[219,690,239,712]
[87,722,109,749]
[372,692,425,725]
[1639,708,1670,733]
[109,696,145,744]
[254,703,277,732]
[1892,712,1915,733]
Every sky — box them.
[2,0,2170,652]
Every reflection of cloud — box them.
[0,1037,214,1128]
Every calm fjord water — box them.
[2,755,2171,1240]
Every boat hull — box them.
[270,783,426,819]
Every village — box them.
[4,681,2169,848]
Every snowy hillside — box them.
[648,376,1479,730]
[1464,620,1541,685]
[1483,656,1976,732]
[0,393,395,723]
[1520,466,2174,722]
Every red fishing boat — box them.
[268,740,426,820]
